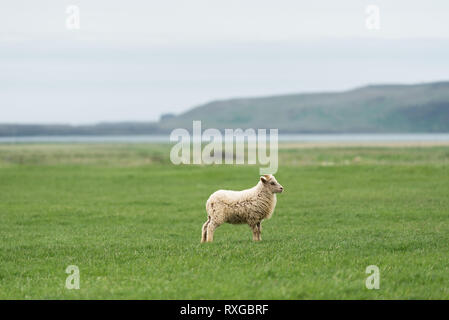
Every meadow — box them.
[0,143,448,299]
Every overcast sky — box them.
[1,0,449,124]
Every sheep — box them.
[201,174,284,242]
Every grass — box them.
[0,143,448,299]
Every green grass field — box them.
[0,143,449,299]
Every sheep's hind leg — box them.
[256,222,262,241]
[206,221,219,242]
[201,217,211,243]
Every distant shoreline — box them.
[1,133,449,145]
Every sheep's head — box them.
[260,174,284,193]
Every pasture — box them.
[0,143,448,299]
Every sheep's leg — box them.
[250,223,261,241]
[256,222,262,241]
[251,227,258,241]
[201,217,211,243]
[206,221,219,242]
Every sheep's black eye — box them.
[271,182,275,185]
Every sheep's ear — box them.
[260,176,267,183]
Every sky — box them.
[1,0,449,124]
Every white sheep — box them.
[201,174,284,242]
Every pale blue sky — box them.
[1,0,448,123]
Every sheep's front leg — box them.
[256,222,262,241]
[251,222,262,241]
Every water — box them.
[1,134,449,143]
[277,134,449,142]
[0,135,170,143]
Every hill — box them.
[159,81,449,133]
[1,81,448,136]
